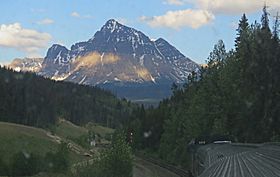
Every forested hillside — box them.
[0,67,134,128]
[127,7,280,167]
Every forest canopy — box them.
[0,67,134,128]
[126,7,280,167]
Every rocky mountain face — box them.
[14,19,199,101]
[8,58,43,72]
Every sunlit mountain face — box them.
[10,19,199,101]
[8,58,43,73]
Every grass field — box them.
[54,119,88,140]
[0,122,84,164]
[0,122,59,164]
[0,120,115,177]
[55,119,114,139]
[86,122,114,138]
[54,119,114,148]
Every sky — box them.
[0,0,280,65]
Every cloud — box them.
[71,12,93,19]
[37,18,54,25]
[164,0,187,6]
[140,9,214,29]
[0,23,52,54]
[193,0,280,15]
[71,12,80,18]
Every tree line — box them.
[126,7,280,168]
[0,67,135,128]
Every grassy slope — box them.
[54,120,115,151]
[0,122,59,163]
[55,120,114,139]
[0,122,82,164]
[0,120,115,177]
[86,122,114,138]
[55,119,88,140]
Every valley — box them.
[1,2,280,177]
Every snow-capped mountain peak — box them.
[101,19,121,33]
[38,19,199,99]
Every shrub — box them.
[75,131,133,177]
[10,151,42,176]
[44,142,69,173]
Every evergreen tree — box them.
[261,5,270,31]
[235,14,250,48]
[125,8,280,168]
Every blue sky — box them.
[0,0,279,64]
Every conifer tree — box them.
[261,5,270,31]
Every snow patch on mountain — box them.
[36,19,200,99]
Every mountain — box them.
[8,58,43,72]
[39,19,200,100]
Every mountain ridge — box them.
[8,57,43,72]
[10,19,200,100]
